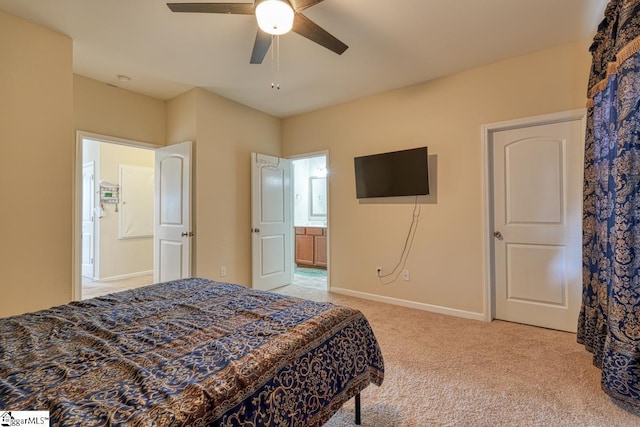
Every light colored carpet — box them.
[82,274,153,299]
[275,285,640,427]
[83,273,325,298]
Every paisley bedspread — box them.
[0,278,384,426]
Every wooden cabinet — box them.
[295,227,327,268]
[295,233,314,266]
[314,235,327,267]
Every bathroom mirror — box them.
[310,177,327,218]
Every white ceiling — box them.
[0,0,607,118]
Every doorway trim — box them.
[73,131,161,301]
[480,109,586,322]
[288,150,330,290]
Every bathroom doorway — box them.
[291,153,328,290]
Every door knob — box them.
[493,231,503,240]
[181,231,194,237]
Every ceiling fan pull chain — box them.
[271,35,281,90]
[276,35,281,89]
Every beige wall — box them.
[76,80,280,289]
[74,74,166,146]
[166,88,197,145]
[282,41,591,315]
[166,89,281,285]
[1,8,591,321]
[0,11,73,317]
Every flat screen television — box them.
[354,146,429,198]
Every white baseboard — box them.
[96,270,153,282]
[330,286,487,322]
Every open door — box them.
[81,161,95,280]
[154,142,192,283]
[251,153,292,290]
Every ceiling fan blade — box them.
[288,0,325,12]
[292,13,348,55]
[167,3,254,14]
[250,30,272,64]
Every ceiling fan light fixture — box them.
[255,0,294,36]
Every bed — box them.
[0,278,384,426]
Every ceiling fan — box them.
[167,1,348,64]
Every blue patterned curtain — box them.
[578,0,640,408]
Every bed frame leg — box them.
[355,393,361,425]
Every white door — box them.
[251,153,292,290]
[81,161,95,279]
[492,118,584,332]
[154,141,192,283]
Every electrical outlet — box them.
[402,269,410,281]
[220,266,227,277]
[376,266,382,277]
